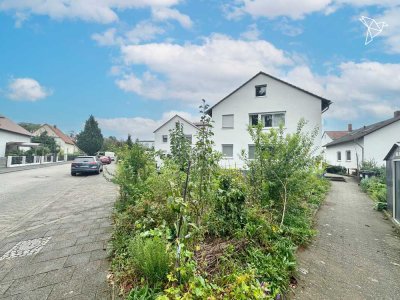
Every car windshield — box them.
[74,157,95,163]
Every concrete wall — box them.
[364,120,400,166]
[324,139,363,169]
[0,130,31,157]
[211,73,323,169]
[154,115,199,154]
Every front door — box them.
[395,161,400,222]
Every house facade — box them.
[154,115,199,155]
[0,114,32,158]
[34,124,79,155]
[325,112,400,169]
[207,72,331,168]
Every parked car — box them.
[100,156,112,164]
[71,156,103,176]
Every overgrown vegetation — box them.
[360,160,387,211]
[110,102,329,299]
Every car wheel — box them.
[71,172,76,176]
[96,168,101,175]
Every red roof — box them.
[47,125,75,145]
[0,115,32,137]
[325,131,349,140]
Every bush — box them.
[325,165,347,175]
[360,177,387,210]
[128,236,172,287]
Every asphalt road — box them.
[0,163,118,299]
[291,178,400,300]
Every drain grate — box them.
[0,237,52,260]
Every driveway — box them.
[0,164,118,299]
[291,178,400,300]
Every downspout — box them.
[353,139,364,181]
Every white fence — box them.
[6,154,68,168]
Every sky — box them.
[0,0,399,140]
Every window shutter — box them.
[222,115,234,128]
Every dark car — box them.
[100,156,112,164]
[71,156,103,176]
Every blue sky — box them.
[0,0,399,139]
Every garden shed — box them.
[384,143,400,223]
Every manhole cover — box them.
[0,237,51,260]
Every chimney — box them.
[348,124,352,132]
[394,111,400,118]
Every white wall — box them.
[364,120,400,166]
[0,130,31,157]
[324,139,363,169]
[211,73,323,169]
[154,115,199,155]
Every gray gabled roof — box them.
[153,114,199,133]
[326,114,400,147]
[384,143,400,160]
[207,71,332,115]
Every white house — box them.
[321,126,351,160]
[324,111,400,169]
[207,71,332,168]
[154,115,199,155]
[33,124,79,155]
[0,114,32,157]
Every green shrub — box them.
[207,170,247,236]
[128,236,172,287]
[325,165,347,175]
[127,285,161,300]
[360,177,387,210]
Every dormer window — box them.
[255,84,267,97]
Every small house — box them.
[384,143,400,224]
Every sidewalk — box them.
[0,161,70,174]
[291,178,400,299]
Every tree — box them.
[76,115,104,155]
[102,136,121,151]
[247,119,320,227]
[126,134,133,148]
[31,131,59,154]
[169,122,191,171]
[18,122,41,133]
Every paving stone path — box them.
[291,177,400,300]
[0,164,118,300]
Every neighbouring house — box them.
[324,111,400,170]
[33,124,79,155]
[206,71,332,168]
[384,143,400,224]
[0,114,33,158]
[154,115,198,155]
[321,125,351,160]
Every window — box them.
[250,112,285,128]
[346,150,351,161]
[255,84,267,97]
[162,135,168,143]
[222,144,233,158]
[185,134,192,144]
[222,114,234,128]
[248,145,255,159]
[250,114,259,126]
[337,151,341,161]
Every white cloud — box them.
[285,62,400,120]
[117,33,293,103]
[92,21,167,46]
[377,6,400,53]
[151,7,192,28]
[227,0,399,20]
[7,78,52,101]
[98,110,198,139]
[0,0,186,25]
[240,24,261,41]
